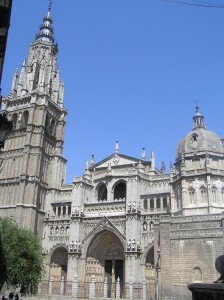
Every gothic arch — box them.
[193,266,202,282]
[82,218,126,258]
[49,245,68,280]
[85,229,125,286]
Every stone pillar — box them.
[60,276,64,295]
[72,273,78,298]
[154,198,157,212]
[48,275,53,295]
[142,278,147,300]
[116,277,120,299]
[129,280,133,300]
[89,274,95,299]
[104,276,108,298]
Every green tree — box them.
[0,218,44,294]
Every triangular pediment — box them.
[82,216,125,245]
[90,153,147,170]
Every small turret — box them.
[193,106,205,129]
[142,147,146,161]
[10,68,19,97]
[150,149,155,171]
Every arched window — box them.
[60,226,64,235]
[23,111,29,127]
[58,206,61,216]
[12,113,17,130]
[193,267,202,282]
[98,183,107,201]
[68,206,71,215]
[143,199,148,210]
[163,197,167,208]
[114,181,126,200]
[221,188,224,203]
[200,187,207,203]
[63,206,66,215]
[211,187,217,203]
[189,188,195,204]
[50,119,55,135]
[150,199,154,211]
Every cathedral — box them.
[1,5,224,300]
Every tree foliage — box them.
[0,218,44,295]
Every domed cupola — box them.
[176,106,223,159]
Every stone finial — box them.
[161,162,165,174]
[150,149,155,171]
[85,160,89,171]
[142,147,146,161]
[90,154,94,166]
[215,255,224,283]
[115,140,119,153]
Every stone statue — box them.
[132,239,136,250]
[127,239,131,250]
[74,240,78,251]
[132,201,136,212]
[143,221,147,231]
[70,241,74,252]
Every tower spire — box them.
[35,2,55,44]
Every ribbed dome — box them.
[176,108,223,159]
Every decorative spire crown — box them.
[193,106,205,129]
[35,1,55,44]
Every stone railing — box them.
[37,275,153,300]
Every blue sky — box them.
[2,0,224,182]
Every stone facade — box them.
[1,6,224,300]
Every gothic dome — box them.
[176,108,223,159]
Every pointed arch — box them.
[97,182,108,201]
[113,180,126,200]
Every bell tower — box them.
[0,4,67,234]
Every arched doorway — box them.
[50,247,68,280]
[86,230,124,297]
[145,246,155,299]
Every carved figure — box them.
[128,202,131,212]
[74,240,78,251]
[72,206,76,215]
[137,240,140,251]
[127,239,131,250]
[132,201,136,212]
[131,238,136,250]
[70,241,74,252]
[143,221,147,231]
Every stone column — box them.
[104,276,108,298]
[142,278,147,300]
[116,277,120,299]
[72,273,78,298]
[129,280,133,300]
[89,274,95,299]
[48,275,53,295]
[60,276,64,295]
